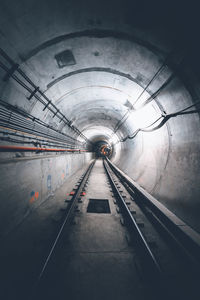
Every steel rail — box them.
[106,157,200,265]
[103,159,162,276]
[37,159,95,282]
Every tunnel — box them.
[0,0,200,299]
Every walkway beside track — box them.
[36,158,146,300]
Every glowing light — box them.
[129,90,150,109]
[128,103,161,129]
[108,134,120,145]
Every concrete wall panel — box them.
[0,153,92,238]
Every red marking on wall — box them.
[30,196,35,204]
[29,191,39,203]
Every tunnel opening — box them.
[93,140,112,158]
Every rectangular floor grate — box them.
[87,199,111,214]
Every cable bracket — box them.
[27,86,39,100]
[3,63,19,81]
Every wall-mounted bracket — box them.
[3,63,19,81]
[27,86,39,100]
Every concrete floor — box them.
[0,162,91,300]
[33,159,149,300]
[0,159,198,300]
[0,159,199,300]
[0,159,150,300]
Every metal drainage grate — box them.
[55,49,76,68]
[87,199,111,214]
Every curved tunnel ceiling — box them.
[1,0,200,231]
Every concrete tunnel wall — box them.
[0,153,92,238]
[113,77,200,231]
[0,0,200,234]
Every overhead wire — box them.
[112,47,187,136]
[120,100,200,142]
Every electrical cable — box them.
[120,100,200,142]
[0,99,84,145]
[112,48,187,136]
[0,48,93,145]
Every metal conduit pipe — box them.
[0,99,85,147]
[0,145,88,152]
[0,48,93,146]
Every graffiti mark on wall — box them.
[47,174,52,190]
[29,191,39,203]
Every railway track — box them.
[29,158,200,300]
